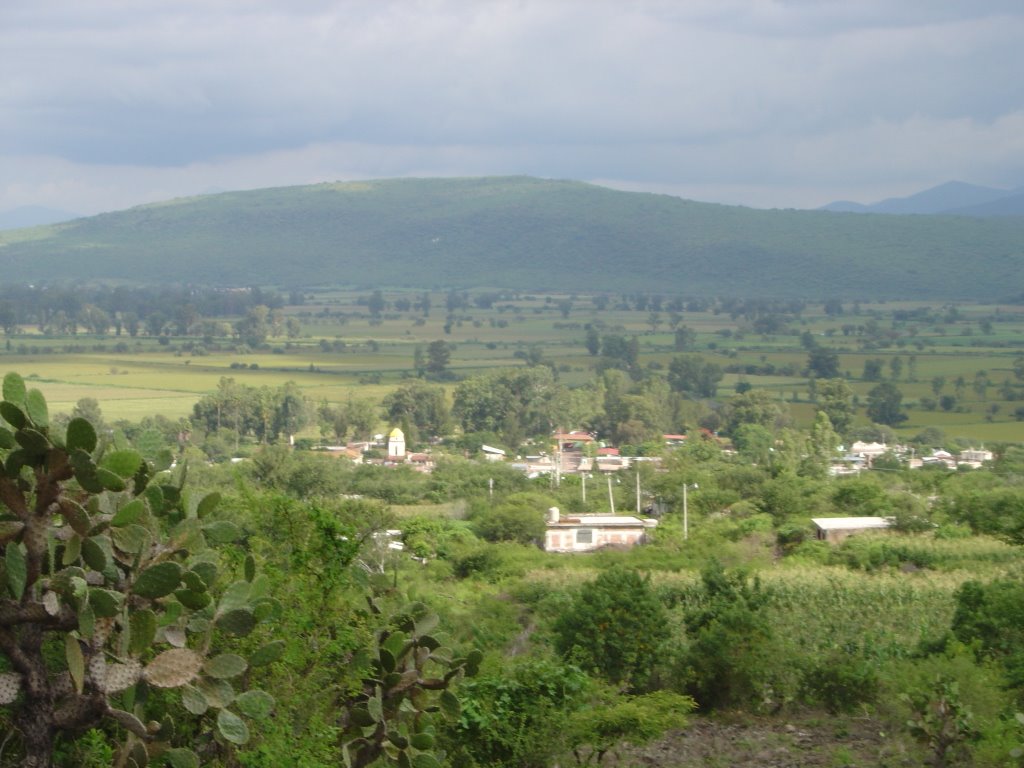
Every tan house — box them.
[812,516,892,544]
[544,508,658,553]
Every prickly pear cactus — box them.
[0,373,280,767]
[341,597,481,768]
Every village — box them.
[313,426,996,555]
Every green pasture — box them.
[2,294,1022,441]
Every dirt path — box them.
[617,712,918,768]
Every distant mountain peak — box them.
[0,205,80,230]
[821,181,1021,216]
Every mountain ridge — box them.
[1,176,1022,299]
[821,180,1024,216]
[0,205,80,231]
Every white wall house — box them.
[812,516,892,544]
[481,444,506,462]
[544,508,658,553]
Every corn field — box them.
[759,567,961,660]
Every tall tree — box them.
[273,381,310,444]
[673,325,697,352]
[366,290,386,317]
[806,411,841,477]
[668,354,723,398]
[382,381,451,440]
[425,340,452,379]
[806,345,840,379]
[724,389,788,435]
[453,367,561,446]
[862,358,885,382]
[814,378,854,435]
[866,381,908,426]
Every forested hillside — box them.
[1,177,1022,299]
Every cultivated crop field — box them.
[2,290,1022,444]
[2,286,1023,768]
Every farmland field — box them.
[2,287,1024,768]
[3,291,1022,447]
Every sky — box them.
[3,0,1024,217]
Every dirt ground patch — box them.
[615,712,919,768]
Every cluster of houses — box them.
[315,428,994,557]
[831,442,994,475]
[316,427,436,471]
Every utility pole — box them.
[683,484,689,540]
[683,483,698,541]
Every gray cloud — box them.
[2,0,1023,215]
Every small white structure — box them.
[812,516,892,544]
[850,441,889,458]
[481,444,506,462]
[959,447,993,462]
[386,427,406,459]
[544,510,658,553]
[958,448,993,469]
[923,450,957,470]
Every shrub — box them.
[554,567,670,690]
[952,579,1024,687]
[679,561,793,710]
[445,657,590,768]
[471,492,550,544]
[801,652,880,713]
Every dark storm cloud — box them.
[2,1,1023,214]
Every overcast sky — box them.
[3,0,1023,217]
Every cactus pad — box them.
[133,562,183,599]
[143,648,203,688]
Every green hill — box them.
[1,176,1021,298]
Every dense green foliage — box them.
[0,374,280,766]
[4,177,1024,297]
[4,368,1024,766]
[554,567,671,690]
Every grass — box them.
[390,501,469,520]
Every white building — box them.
[386,427,406,459]
[812,516,892,544]
[544,508,658,553]
[958,448,993,468]
[481,444,506,462]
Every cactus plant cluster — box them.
[0,373,280,767]
[341,597,481,768]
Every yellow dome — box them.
[388,427,405,439]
